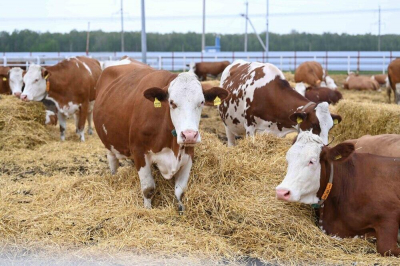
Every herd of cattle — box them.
[1,56,400,257]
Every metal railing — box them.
[0,51,398,73]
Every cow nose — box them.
[20,94,28,101]
[14,92,21,98]
[181,130,199,144]
[276,189,291,201]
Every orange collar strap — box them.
[312,162,334,209]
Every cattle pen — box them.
[1,68,400,265]
[1,51,399,73]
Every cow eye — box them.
[34,79,39,82]
[309,161,314,165]
[198,101,204,107]
[170,101,177,109]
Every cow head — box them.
[325,76,337,90]
[294,82,306,96]
[20,64,50,101]
[144,72,228,146]
[276,131,354,204]
[9,67,24,97]
[289,102,342,145]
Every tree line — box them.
[0,29,399,52]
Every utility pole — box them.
[120,0,124,52]
[86,22,90,56]
[202,0,206,52]
[266,0,269,59]
[141,0,147,63]
[244,1,248,52]
[241,14,266,51]
[378,5,381,51]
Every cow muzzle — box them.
[20,94,29,101]
[181,130,199,145]
[14,92,21,98]
[276,189,291,201]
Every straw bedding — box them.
[0,95,50,150]
[0,74,399,265]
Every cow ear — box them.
[203,86,229,106]
[143,87,168,102]
[289,112,307,124]
[327,143,354,162]
[331,114,342,125]
[41,68,50,80]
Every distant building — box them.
[205,36,221,53]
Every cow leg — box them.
[387,87,392,103]
[174,158,193,214]
[395,84,400,105]
[58,112,67,141]
[107,150,119,175]
[76,102,89,142]
[87,100,95,135]
[137,155,155,209]
[225,126,236,147]
[74,114,79,133]
[375,221,400,256]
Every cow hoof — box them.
[178,204,185,215]
[88,129,93,135]
[75,128,79,133]
[143,198,152,209]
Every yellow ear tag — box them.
[297,117,303,124]
[335,154,342,160]
[46,80,50,92]
[2,77,7,81]
[44,74,49,80]
[214,96,221,106]
[333,119,338,125]
[154,97,161,108]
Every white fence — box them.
[1,51,399,72]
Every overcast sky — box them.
[0,0,398,35]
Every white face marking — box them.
[276,131,324,204]
[148,147,191,180]
[295,82,306,96]
[188,62,196,73]
[9,67,24,95]
[168,72,205,145]
[315,102,333,145]
[22,63,47,101]
[325,76,337,90]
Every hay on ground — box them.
[330,99,400,142]
[0,123,399,265]
[0,95,50,150]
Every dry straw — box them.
[0,95,50,150]
[330,99,400,142]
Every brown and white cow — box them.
[295,61,337,90]
[219,60,341,146]
[388,59,400,104]
[93,62,228,211]
[276,131,400,256]
[371,74,388,86]
[344,134,400,157]
[0,66,11,94]
[344,73,380,91]
[294,83,343,105]
[20,57,101,141]
[9,67,25,97]
[189,61,230,81]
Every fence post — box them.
[357,51,360,73]
[347,56,350,73]
[314,55,316,61]
[3,56,6,66]
[232,51,235,62]
[294,51,297,70]
[390,51,393,63]
[36,56,40,65]
[183,56,186,72]
[280,56,283,70]
[201,52,203,62]
[262,51,265,63]
[383,55,385,74]
[158,56,162,70]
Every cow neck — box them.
[41,65,61,101]
[312,160,334,209]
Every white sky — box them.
[0,0,398,35]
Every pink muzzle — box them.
[276,189,291,201]
[181,130,199,144]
